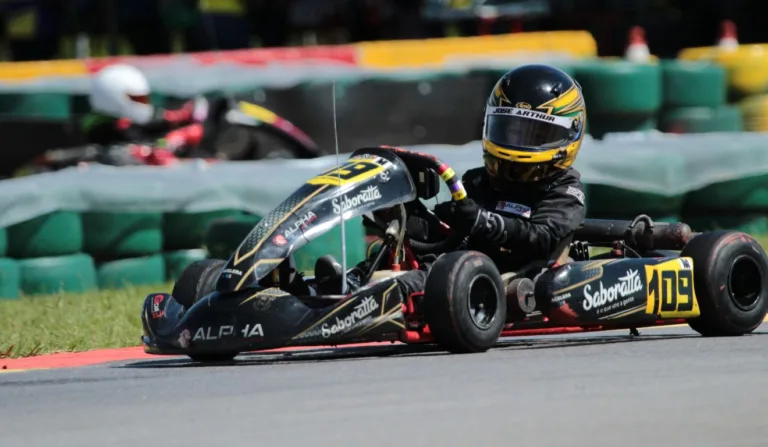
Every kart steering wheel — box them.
[407,195,470,256]
[376,146,471,256]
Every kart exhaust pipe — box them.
[576,217,695,251]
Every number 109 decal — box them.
[644,258,701,318]
[306,160,384,187]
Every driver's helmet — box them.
[88,64,155,125]
[482,64,586,188]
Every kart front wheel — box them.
[422,251,506,353]
[681,230,768,336]
[171,258,227,309]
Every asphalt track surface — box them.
[2,323,768,447]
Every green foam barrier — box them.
[164,249,208,282]
[96,254,167,290]
[6,211,83,258]
[659,106,743,133]
[82,212,163,257]
[0,258,20,299]
[163,209,243,250]
[661,60,727,108]
[573,61,662,116]
[17,253,98,296]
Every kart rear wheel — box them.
[171,258,226,310]
[681,230,768,336]
[422,251,506,353]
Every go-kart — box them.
[140,146,768,362]
[23,94,320,173]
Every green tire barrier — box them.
[0,227,6,257]
[82,212,163,257]
[164,249,208,282]
[6,211,83,258]
[17,253,98,296]
[0,258,20,299]
[683,215,768,237]
[661,61,727,108]
[683,174,768,214]
[585,116,657,138]
[163,209,243,250]
[0,93,71,119]
[203,214,263,260]
[292,216,367,273]
[96,254,166,290]
[584,184,683,220]
[573,61,662,114]
[573,61,661,138]
[204,215,367,274]
[659,106,743,133]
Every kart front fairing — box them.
[214,149,417,293]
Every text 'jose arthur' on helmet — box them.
[481,64,586,186]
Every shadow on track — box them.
[117,330,768,370]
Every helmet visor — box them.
[127,94,150,105]
[485,106,572,149]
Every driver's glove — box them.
[434,199,507,244]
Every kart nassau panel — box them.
[534,256,701,325]
[141,276,406,355]
[215,150,417,293]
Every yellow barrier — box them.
[0,60,88,82]
[0,31,598,82]
[356,31,598,69]
[678,44,768,96]
[739,94,768,131]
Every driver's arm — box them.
[471,171,586,261]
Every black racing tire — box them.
[171,258,226,310]
[171,258,238,363]
[681,230,768,336]
[422,251,506,353]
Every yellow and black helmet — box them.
[482,64,586,187]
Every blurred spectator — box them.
[117,0,172,55]
[1,0,64,61]
[249,0,289,47]
[188,0,251,50]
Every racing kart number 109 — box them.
[141,146,768,363]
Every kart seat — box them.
[314,255,344,295]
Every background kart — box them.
[141,146,768,362]
[25,94,320,172]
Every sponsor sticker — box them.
[332,186,382,214]
[178,329,191,348]
[284,210,318,237]
[582,269,644,313]
[321,296,380,338]
[151,294,165,319]
[496,201,531,218]
[273,234,287,246]
[566,186,585,205]
[192,324,264,342]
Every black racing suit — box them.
[351,166,587,299]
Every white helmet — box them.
[89,64,154,125]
